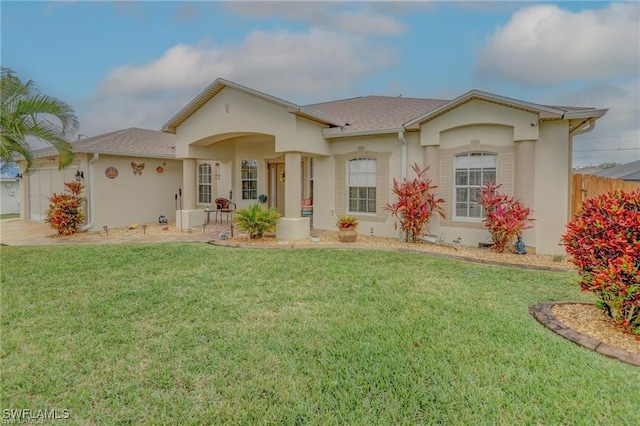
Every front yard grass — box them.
[1,244,638,424]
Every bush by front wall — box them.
[562,189,640,336]
[45,181,85,235]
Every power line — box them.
[577,134,639,139]
[573,147,640,152]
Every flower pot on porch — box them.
[338,228,357,243]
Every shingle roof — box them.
[306,96,448,133]
[306,91,603,134]
[34,127,176,159]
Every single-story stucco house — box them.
[161,78,607,254]
[18,78,607,254]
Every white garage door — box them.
[28,167,78,221]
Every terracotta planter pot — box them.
[338,228,357,243]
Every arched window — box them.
[348,158,377,213]
[198,163,212,204]
[454,153,496,219]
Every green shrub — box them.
[562,189,640,336]
[45,181,85,235]
[233,203,280,239]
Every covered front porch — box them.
[175,135,317,240]
[161,79,338,241]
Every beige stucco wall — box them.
[90,155,182,229]
[532,120,571,255]
[324,134,400,238]
[175,87,301,158]
[430,124,517,247]
[420,99,539,145]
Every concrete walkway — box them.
[0,219,230,246]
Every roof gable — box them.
[403,90,568,129]
[162,78,344,133]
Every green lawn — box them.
[1,244,638,424]
[0,213,19,220]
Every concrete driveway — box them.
[0,219,54,246]
[0,219,223,246]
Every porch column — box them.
[284,152,302,218]
[276,151,310,240]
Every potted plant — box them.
[336,214,359,243]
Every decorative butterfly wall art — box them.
[131,162,145,175]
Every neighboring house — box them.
[1,163,21,215]
[582,160,640,183]
[160,78,607,255]
[18,128,182,228]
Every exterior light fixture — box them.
[75,171,84,181]
[214,161,221,180]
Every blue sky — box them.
[2,1,638,167]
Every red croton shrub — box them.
[386,163,445,243]
[478,182,534,253]
[562,189,640,337]
[45,181,85,235]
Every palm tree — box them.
[0,67,79,172]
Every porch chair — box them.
[301,198,313,221]
[215,198,237,223]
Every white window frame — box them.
[454,152,497,220]
[198,163,212,205]
[348,157,377,214]
[241,159,258,200]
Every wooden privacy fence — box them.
[572,174,640,216]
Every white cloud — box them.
[333,10,407,36]
[85,28,396,135]
[225,2,407,36]
[96,43,233,96]
[477,3,640,85]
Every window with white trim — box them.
[348,157,376,213]
[241,159,258,200]
[198,163,212,204]
[454,153,496,219]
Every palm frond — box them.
[0,67,79,171]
